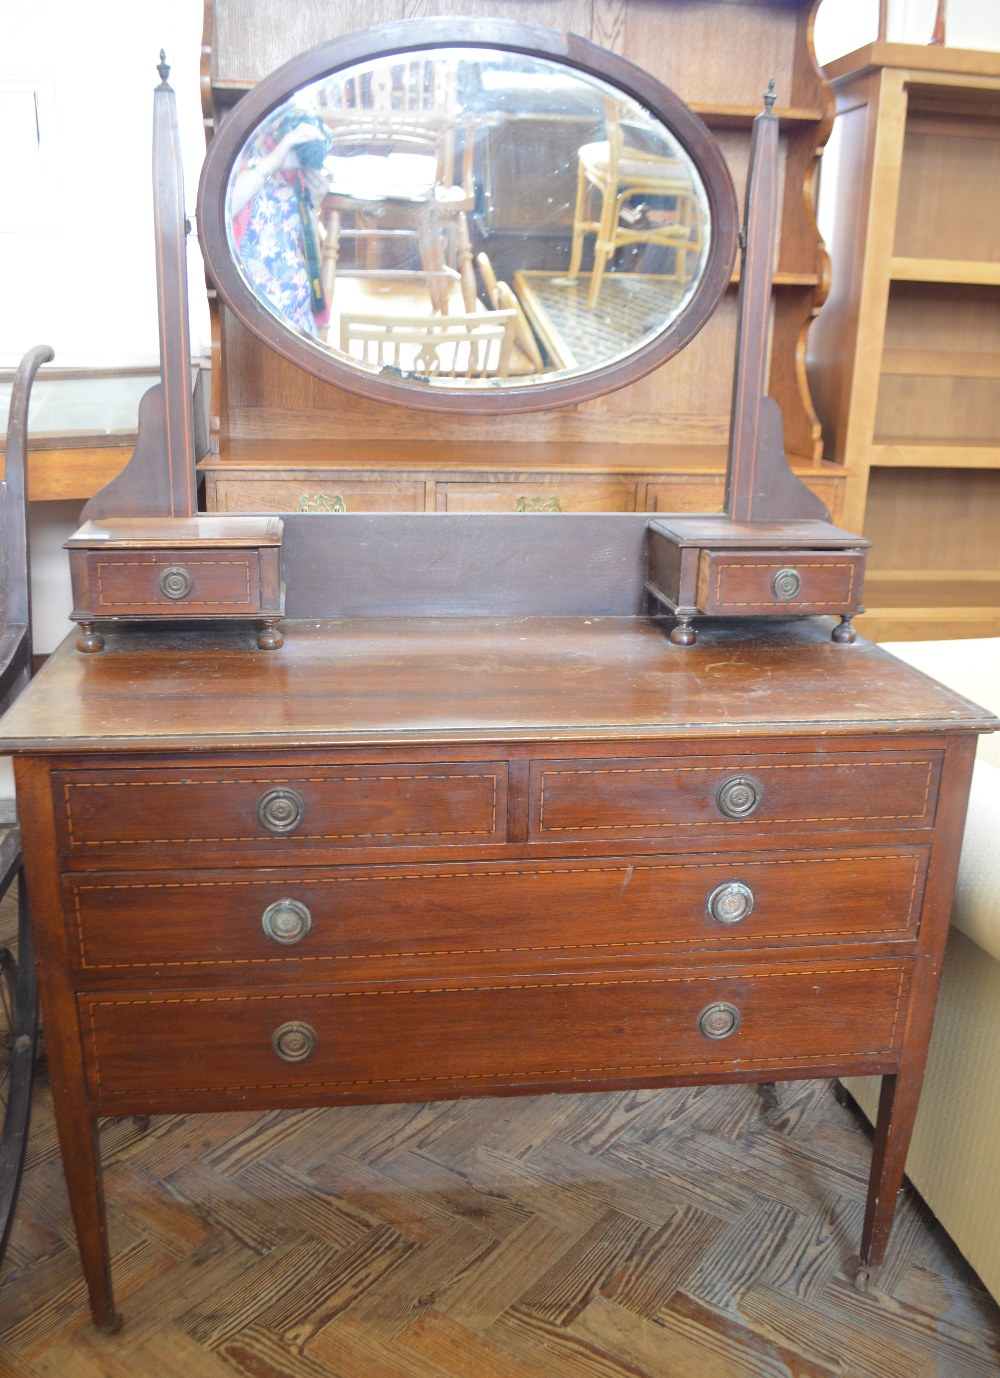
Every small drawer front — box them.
[56,762,507,862]
[74,547,264,616]
[80,959,912,1103]
[65,846,929,978]
[696,549,865,616]
[530,751,941,840]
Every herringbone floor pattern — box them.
[1,896,999,1377]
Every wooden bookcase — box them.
[809,42,1000,641]
[199,0,842,517]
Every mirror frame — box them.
[197,18,740,414]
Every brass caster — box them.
[854,1265,871,1294]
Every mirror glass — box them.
[225,47,714,393]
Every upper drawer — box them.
[529,750,942,841]
[54,761,507,862]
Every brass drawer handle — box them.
[257,787,306,835]
[272,1021,317,1063]
[707,881,754,925]
[698,1002,741,1041]
[771,567,802,601]
[158,565,193,601]
[716,776,762,819]
[261,898,312,945]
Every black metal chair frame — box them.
[0,344,52,1263]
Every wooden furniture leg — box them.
[856,1066,924,1291]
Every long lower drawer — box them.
[80,959,912,1104]
[64,846,929,980]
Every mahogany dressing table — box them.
[1,21,995,1332]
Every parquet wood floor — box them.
[1,891,999,1377]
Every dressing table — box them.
[0,14,995,1334]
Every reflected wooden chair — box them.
[0,343,50,1264]
[318,58,477,316]
[567,97,704,308]
[476,252,545,373]
[339,309,518,380]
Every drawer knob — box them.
[257,787,306,835]
[698,1002,741,1041]
[771,567,802,601]
[717,776,762,819]
[261,898,312,945]
[272,1021,318,1063]
[707,881,754,925]
[158,565,193,601]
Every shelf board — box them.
[858,569,1000,641]
[889,257,1000,286]
[729,269,819,287]
[881,349,1000,379]
[871,441,1000,468]
[692,102,824,128]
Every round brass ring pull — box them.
[707,881,754,924]
[261,898,312,945]
[771,567,802,601]
[698,1002,741,1040]
[158,565,193,601]
[257,787,306,834]
[716,776,762,819]
[271,1021,318,1063]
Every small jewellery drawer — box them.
[64,846,929,979]
[696,549,866,616]
[55,762,507,862]
[80,959,913,1103]
[530,750,941,840]
[71,547,268,616]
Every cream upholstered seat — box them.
[843,637,1000,1301]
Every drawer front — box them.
[55,762,507,861]
[530,751,941,840]
[74,548,264,615]
[206,476,427,514]
[434,479,636,513]
[696,549,865,616]
[65,846,929,978]
[80,960,913,1102]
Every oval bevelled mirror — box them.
[198,20,738,412]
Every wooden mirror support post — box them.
[646,86,868,646]
[64,56,285,653]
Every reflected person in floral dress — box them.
[230,110,332,337]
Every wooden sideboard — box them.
[199,0,839,516]
[0,515,995,1327]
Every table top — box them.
[0,616,994,754]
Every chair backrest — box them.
[319,58,469,190]
[1,345,52,716]
[340,309,518,379]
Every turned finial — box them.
[157,50,171,88]
[763,78,777,112]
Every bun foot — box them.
[76,622,105,654]
[257,619,284,651]
[669,620,697,646]
[832,616,857,645]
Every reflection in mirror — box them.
[226,48,713,392]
